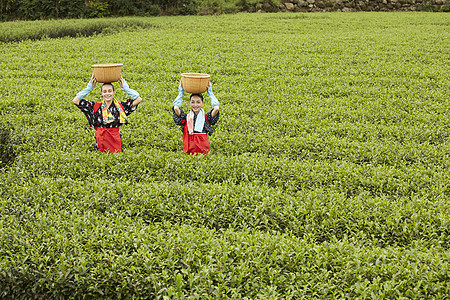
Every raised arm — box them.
[207,83,219,118]
[73,73,96,105]
[173,81,184,116]
[119,76,142,107]
[211,105,219,118]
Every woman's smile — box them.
[101,85,115,102]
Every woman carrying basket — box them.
[73,73,142,153]
[172,82,220,155]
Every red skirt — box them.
[183,132,210,155]
[95,127,122,153]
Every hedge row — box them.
[0,205,449,298]
[0,17,161,42]
[3,150,449,249]
[0,0,279,21]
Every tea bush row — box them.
[0,122,18,168]
[1,170,450,249]
[0,17,157,43]
[1,218,449,298]
[9,147,449,199]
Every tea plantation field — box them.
[0,12,449,298]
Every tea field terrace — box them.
[0,12,449,298]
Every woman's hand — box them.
[73,73,96,105]
[173,81,184,108]
[90,72,97,88]
[207,82,219,108]
[119,76,140,102]
[118,75,124,89]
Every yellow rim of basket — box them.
[92,64,124,68]
[181,73,210,79]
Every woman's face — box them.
[189,96,204,114]
[101,84,115,102]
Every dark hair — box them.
[101,83,115,91]
[190,93,203,101]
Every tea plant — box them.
[0,17,158,42]
[0,12,449,298]
[0,122,17,168]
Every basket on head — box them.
[92,64,123,83]
[181,73,210,94]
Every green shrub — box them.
[416,2,440,11]
[0,123,17,168]
[88,0,111,18]
[178,0,200,15]
[0,0,281,21]
[440,4,450,12]
[0,17,157,42]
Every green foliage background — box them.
[0,12,449,298]
[0,0,279,21]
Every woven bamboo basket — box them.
[92,64,123,83]
[181,73,210,94]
